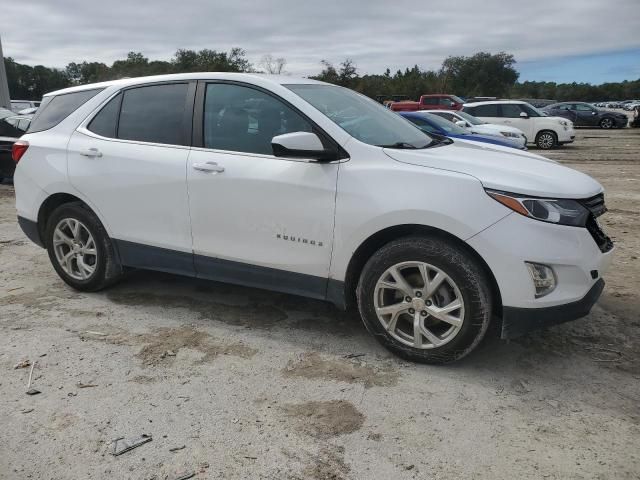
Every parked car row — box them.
[11,73,613,364]
[10,100,41,113]
[593,100,640,110]
[0,108,32,182]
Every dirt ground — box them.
[1,124,639,480]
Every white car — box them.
[424,109,527,149]
[12,73,613,364]
[463,100,576,149]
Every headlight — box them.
[558,119,568,126]
[486,190,590,226]
[500,131,519,138]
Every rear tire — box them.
[45,202,123,291]
[356,236,492,364]
[535,130,557,149]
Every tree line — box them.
[5,49,640,103]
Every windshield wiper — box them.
[377,142,419,149]
[427,132,454,146]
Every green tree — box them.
[440,52,518,97]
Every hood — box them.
[383,139,603,199]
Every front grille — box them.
[580,194,613,253]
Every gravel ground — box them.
[1,126,639,480]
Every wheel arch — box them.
[339,224,502,317]
[37,193,95,246]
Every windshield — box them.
[455,110,484,125]
[450,95,465,104]
[415,113,468,134]
[286,84,433,148]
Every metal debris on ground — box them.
[77,382,98,388]
[21,408,34,414]
[13,359,31,369]
[169,445,186,452]
[173,472,195,480]
[343,353,366,359]
[110,434,152,456]
[25,360,37,395]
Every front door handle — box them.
[193,161,225,173]
[79,148,102,158]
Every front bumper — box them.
[467,211,613,330]
[614,117,629,127]
[501,278,604,338]
[557,126,575,143]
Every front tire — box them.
[599,117,613,129]
[357,236,492,364]
[535,130,558,149]
[45,202,122,291]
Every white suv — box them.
[12,74,613,363]
[463,100,576,149]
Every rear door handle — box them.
[79,148,102,158]
[193,161,225,173]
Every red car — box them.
[390,94,464,112]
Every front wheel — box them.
[535,130,558,149]
[45,202,123,291]
[599,118,614,129]
[357,236,492,364]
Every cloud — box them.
[2,0,639,77]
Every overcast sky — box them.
[3,0,639,83]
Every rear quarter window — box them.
[88,93,122,138]
[28,89,103,133]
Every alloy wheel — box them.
[52,218,98,281]
[600,118,613,129]
[373,261,465,349]
[538,133,555,149]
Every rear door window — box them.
[28,89,103,133]
[468,104,499,117]
[117,83,189,145]
[500,104,524,118]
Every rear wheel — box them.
[599,117,614,129]
[535,130,557,149]
[357,236,492,364]
[45,202,122,291]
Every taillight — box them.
[12,140,29,163]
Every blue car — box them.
[399,111,526,150]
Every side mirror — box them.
[455,120,468,128]
[519,112,529,119]
[272,132,336,161]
